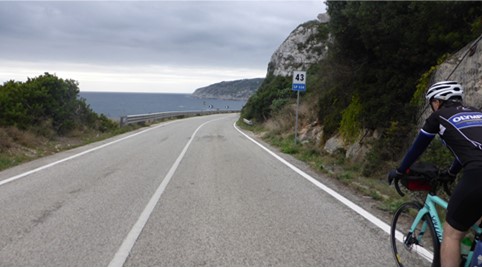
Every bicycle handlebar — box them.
[393,171,454,197]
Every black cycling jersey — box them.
[422,101,482,170]
[396,101,482,231]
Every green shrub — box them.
[340,95,362,143]
[0,73,118,136]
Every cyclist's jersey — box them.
[398,101,482,232]
[422,102,482,170]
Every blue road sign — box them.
[292,84,306,91]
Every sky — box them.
[0,0,326,93]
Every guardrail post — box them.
[120,116,127,127]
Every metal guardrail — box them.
[120,109,240,127]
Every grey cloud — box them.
[0,1,323,69]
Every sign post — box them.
[292,71,306,144]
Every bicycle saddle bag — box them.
[401,162,438,191]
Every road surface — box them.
[0,114,394,266]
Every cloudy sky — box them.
[0,1,325,93]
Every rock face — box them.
[192,78,264,100]
[267,18,329,77]
[418,36,482,124]
[434,37,482,106]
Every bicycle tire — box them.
[390,201,441,267]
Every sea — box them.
[79,92,247,121]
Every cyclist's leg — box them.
[441,222,465,266]
[443,168,482,266]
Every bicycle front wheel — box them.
[390,201,440,267]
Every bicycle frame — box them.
[412,193,447,243]
[409,193,482,266]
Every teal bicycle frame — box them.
[411,193,482,266]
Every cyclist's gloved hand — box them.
[388,169,403,185]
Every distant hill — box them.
[192,78,264,101]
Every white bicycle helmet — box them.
[425,81,463,101]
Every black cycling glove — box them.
[387,169,403,185]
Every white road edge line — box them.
[108,117,224,267]
[0,121,177,188]
[233,121,392,235]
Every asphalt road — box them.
[0,114,394,266]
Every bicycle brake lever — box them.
[394,177,405,197]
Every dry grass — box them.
[5,127,42,147]
[0,121,144,171]
[0,128,13,151]
[1,127,44,152]
[0,126,90,171]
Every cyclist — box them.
[387,81,482,266]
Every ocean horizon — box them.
[79,92,246,120]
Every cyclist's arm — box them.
[397,129,435,173]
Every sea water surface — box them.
[79,92,246,120]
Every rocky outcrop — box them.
[267,17,329,77]
[433,36,482,107]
